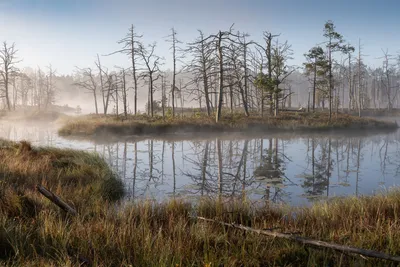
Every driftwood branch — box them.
[194,216,400,263]
[36,185,77,215]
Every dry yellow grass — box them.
[58,112,398,137]
[1,140,400,266]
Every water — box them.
[1,120,400,206]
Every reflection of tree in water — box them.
[52,130,398,204]
[301,138,333,200]
[5,123,400,205]
[104,141,164,200]
[0,123,57,146]
[180,138,294,203]
[137,140,164,197]
[253,138,292,204]
[181,140,220,197]
[341,138,364,196]
[254,138,284,183]
[181,139,255,199]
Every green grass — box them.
[1,140,400,266]
[57,112,398,137]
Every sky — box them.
[0,0,399,75]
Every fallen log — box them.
[36,185,77,215]
[194,216,400,263]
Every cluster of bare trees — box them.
[184,27,296,121]
[75,21,400,121]
[72,24,296,121]
[2,21,400,119]
[0,42,57,111]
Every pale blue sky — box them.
[0,0,399,74]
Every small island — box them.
[58,111,398,138]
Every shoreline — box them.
[1,140,400,265]
[57,113,399,138]
[60,126,398,144]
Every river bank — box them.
[1,140,400,266]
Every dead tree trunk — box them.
[36,185,77,215]
[172,29,177,118]
[121,69,128,117]
[194,216,400,263]
[216,31,224,123]
[242,40,250,116]
[357,39,362,117]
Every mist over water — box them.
[1,121,400,206]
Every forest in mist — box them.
[0,21,399,116]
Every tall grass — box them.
[3,195,400,266]
[1,140,400,266]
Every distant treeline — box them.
[0,21,399,121]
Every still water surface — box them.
[1,121,400,206]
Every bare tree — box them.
[238,33,252,116]
[44,64,56,110]
[95,54,109,115]
[357,39,363,117]
[226,32,254,116]
[160,73,167,119]
[215,31,226,122]
[165,27,184,117]
[139,42,162,117]
[116,67,129,117]
[11,73,18,110]
[18,72,32,107]
[380,49,398,111]
[106,25,143,115]
[342,44,355,111]
[200,25,241,122]
[36,67,45,110]
[73,67,99,114]
[0,42,20,111]
[111,73,120,116]
[186,30,215,116]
